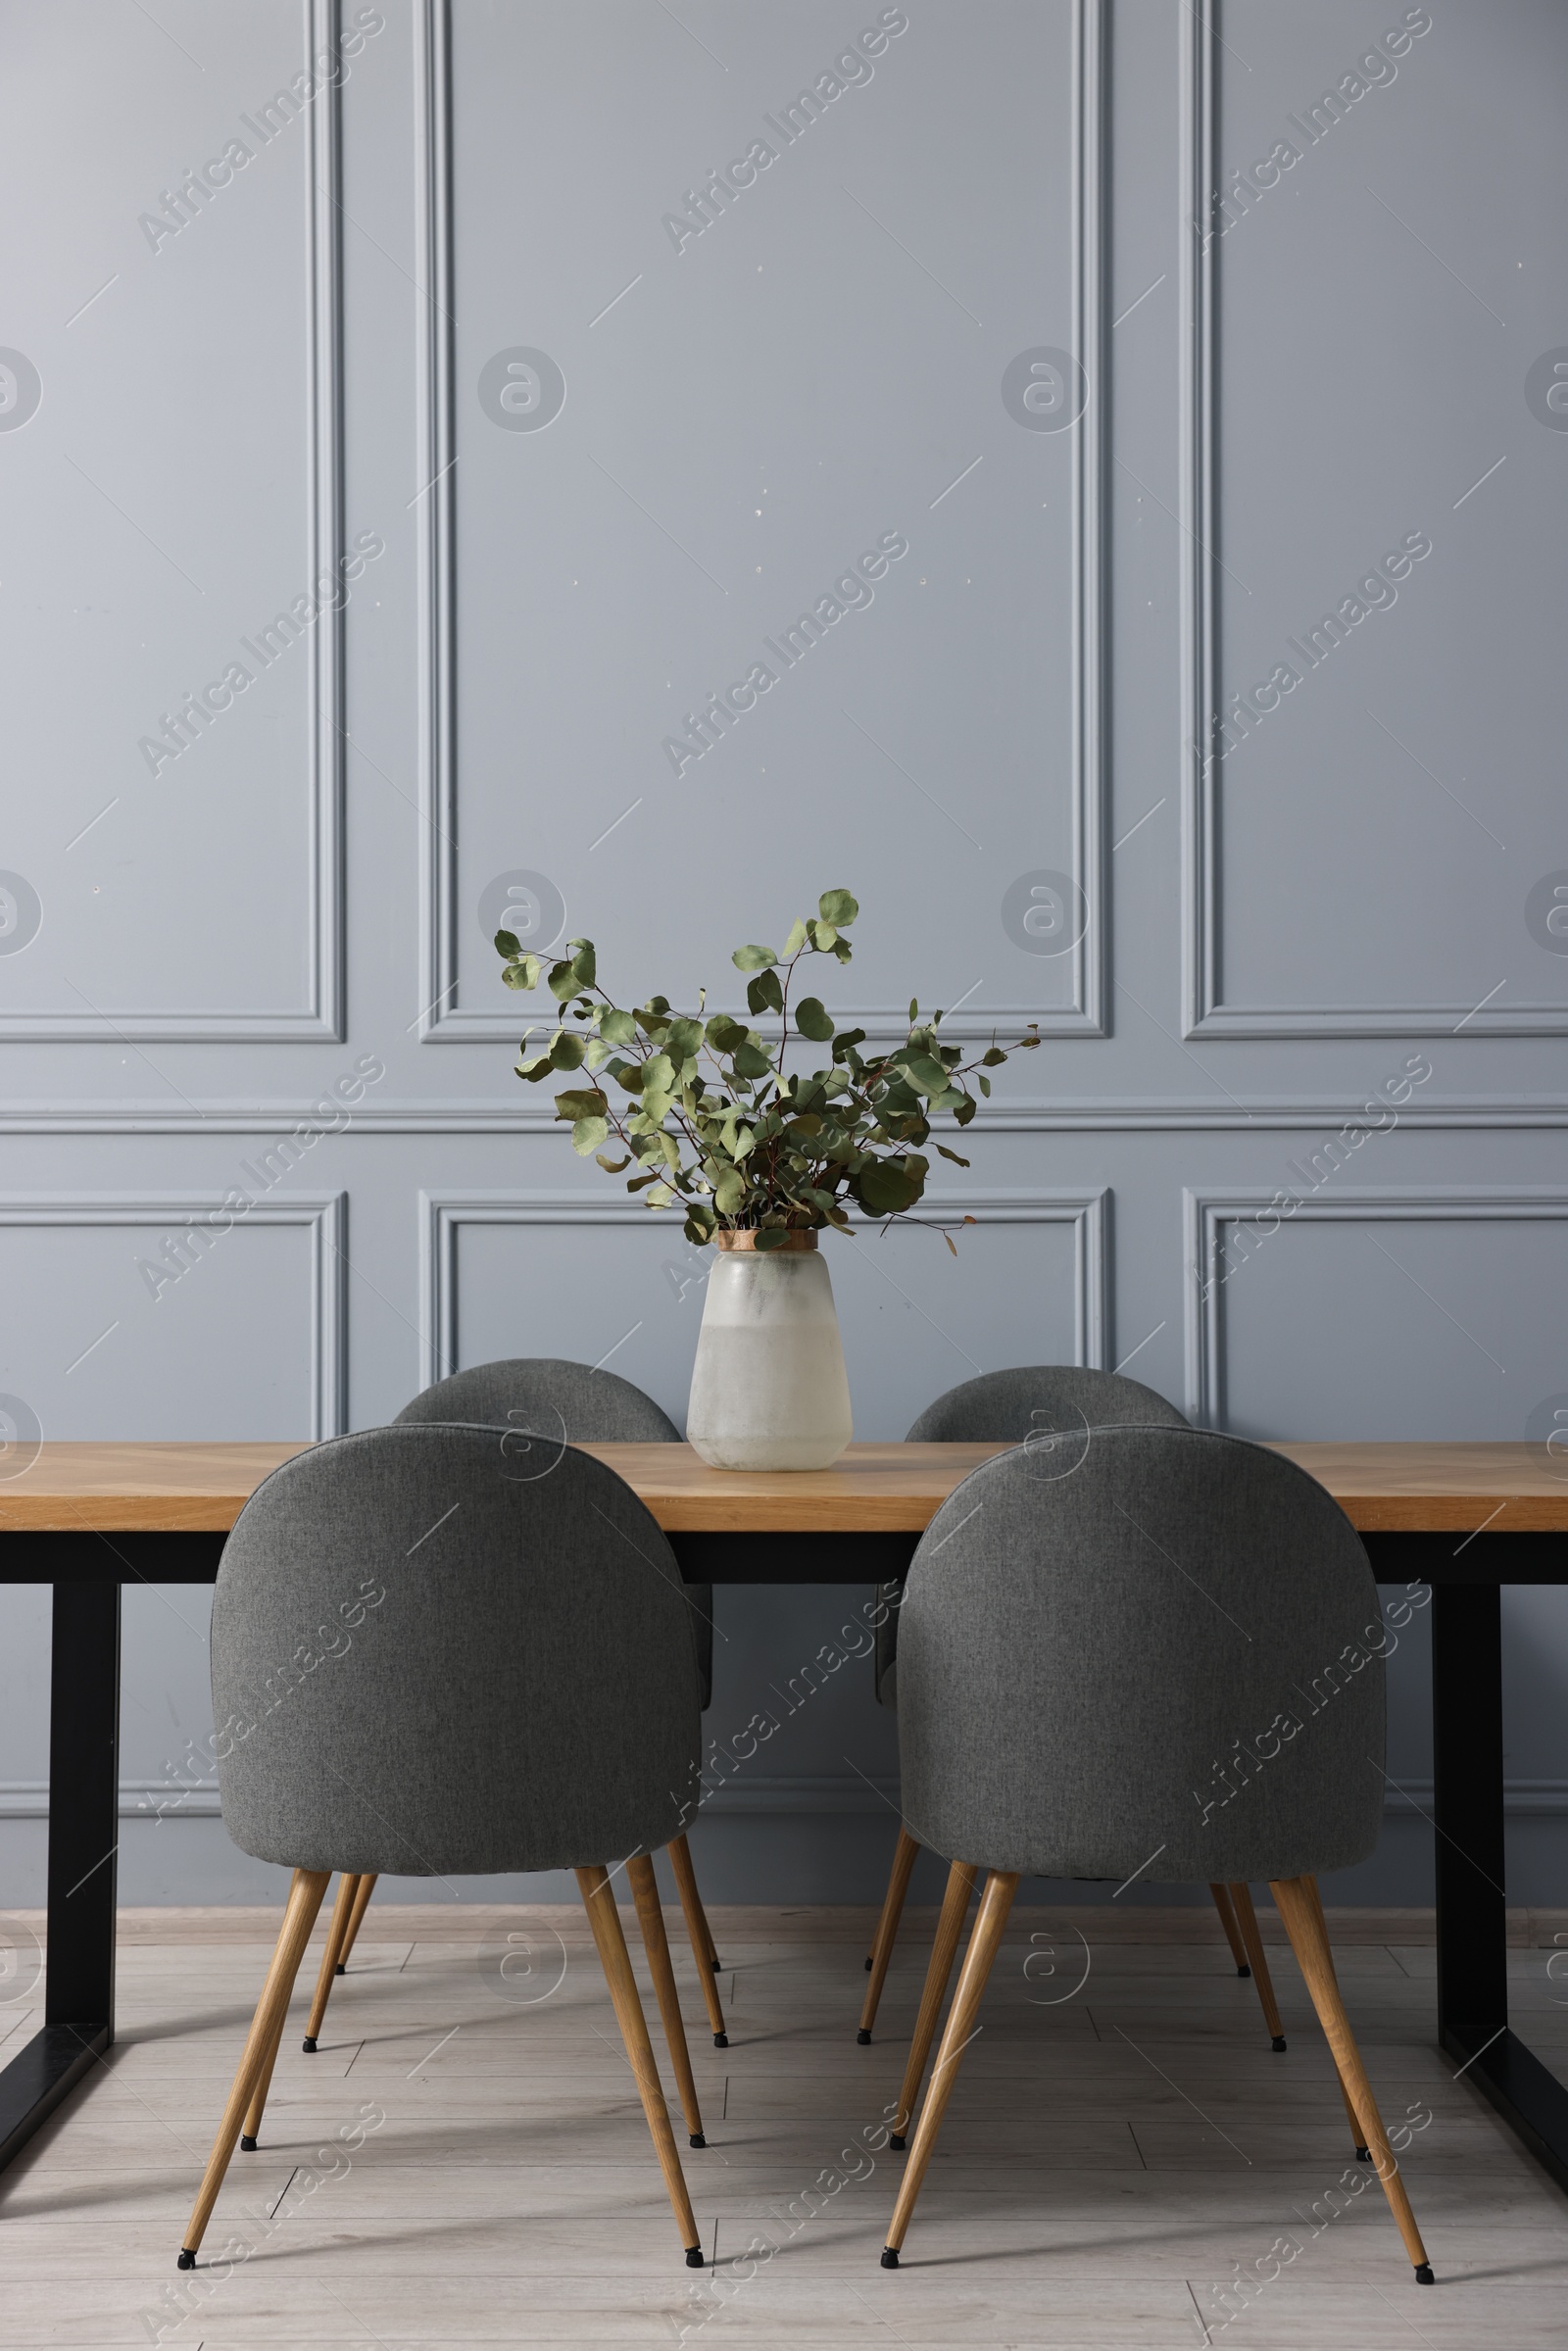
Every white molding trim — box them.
[0,1192,347,1439]
[10,1096,1568,1135]
[1182,1184,1568,1425]
[1176,6,1567,1041]
[0,0,344,1043]
[414,0,1107,1043]
[7,1773,1558,1825]
[419,1185,1108,1393]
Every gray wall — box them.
[2,0,1564,1910]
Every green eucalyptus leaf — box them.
[712,1167,747,1215]
[494,928,521,958]
[746,967,784,1015]
[665,1017,704,1060]
[599,1006,637,1046]
[754,1227,789,1251]
[570,1116,609,1155]
[554,1088,608,1120]
[794,996,835,1042]
[782,917,808,955]
[705,1012,748,1053]
[596,1151,631,1173]
[935,1144,971,1166]
[642,1052,674,1095]
[549,1032,587,1070]
[569,942,597,988]
[731,1040,773,1079]
[732,944,778,972]
[810,920,838,951]
[818,889,858,926]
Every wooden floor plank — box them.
[0,1910,1563,2347]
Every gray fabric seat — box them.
[878,1428,1432,2286]
[897,1427,1379,1884]
[878,1365,1189,1705]
[182,1427,713,2273]
[214,1424,701,1874]
[395,1358,714,1709]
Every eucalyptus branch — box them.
[495,889,1040,1249]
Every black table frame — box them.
[1,1525,1564,2196]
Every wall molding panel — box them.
[414,0,1108,1044]
[1176,4,1566,1042]
[2,0,345,1043]
[1181,1184,1568,1425]
[0,1193,347,1439]
[420,1186,1108,1393]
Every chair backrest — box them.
[395,1358,712,1709]
[895,1426,1385,1885]
[905,1365,1189,1444]
[876,1366,1189,1704]
[395,1356,680,1443]
[212,1426,701,1878]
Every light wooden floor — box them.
[3,1902,1566,2346]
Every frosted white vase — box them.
[686,1231,853,1470]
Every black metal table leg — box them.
[0,1579,121,2168]
[1431,1577,1568,2192]
[1432,1581,1507,2052]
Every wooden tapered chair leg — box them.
[858,1825,921,2042]
[178,1868,330,2267]
[1303,1873,1372,2161]
[668,1835,720,1973]
[577,1865,705,2266]
[238,2006,288,2153]
[629,1854,707,2148]
[1228,1882,1288,2050]
[882,1869,1017,2266]
[1209,1882,1250,1974]
[889,1859,979,2146]
[667,1832,728,2046]
[335,1871,377,1974]
[302,1872,362,2052]
[1270,1875,1433,2283]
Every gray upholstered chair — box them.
[877,1428,1433,2287]
[178,1427,713,2273]
[859,1367,1288,2050]
[308,1360,727,2051]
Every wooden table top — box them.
[0,1438,1565,1535]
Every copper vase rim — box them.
[712,1228,819,1253]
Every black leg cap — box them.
[685,2246,705,2268]
[864,1955,873,1971]
[1238,1964,1250,1978]
[335,1962,347,1976]
[712,2032,728,2048]
[176,2250,196,2271]
[880,2247,899,2269]
[889,2132,906,2151]
[302,2035,318,2053]
[1415,2264,1434,2285]
[689,2132,707,2148]
[710,1956,721,1974]
[1271,2035,1287,2053]
[239,2133,258,2152]
[857,2029,872,2045]
[1356,2145,1372,2162]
